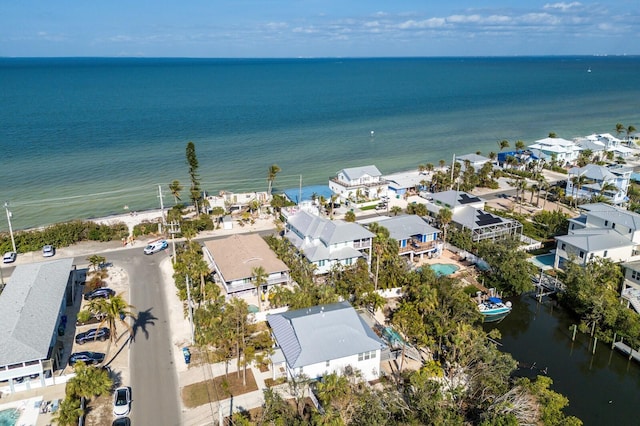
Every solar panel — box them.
[458,193,481,204]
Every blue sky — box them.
[1,1,638,57]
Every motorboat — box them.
[478,296,512,322]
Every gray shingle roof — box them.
[0,258,74,366]
[375,215,440,241]
[267,301,386,368]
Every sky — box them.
[1,1,639,57]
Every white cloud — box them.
[398,18,446,29]
[266,22,288,30]
[543,2,582,12]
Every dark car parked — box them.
[68,351,106,366]
[83,287,115,301]
[75,328,110,345]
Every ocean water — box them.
[1,56,639,230]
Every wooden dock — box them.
[613,341,640,363]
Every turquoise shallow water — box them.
[1,56,639,230]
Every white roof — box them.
[340,165,382,181]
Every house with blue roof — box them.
[371,215,442,262]
[267,301,386,382]
[554,203,640,269]
[284,210,374,274]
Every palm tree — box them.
[488,151,497,162]
[599,181,618,202]
[252,266,268,311]
[437,207,453,244]
[615,122,625,138]
[390,206,402,216]
[627,125,637,145]
[66,362,113,399]
[51,397,84,426]
[438,159,446,169]
[515,140,525,152]
[267,164,281,196]
[169,180,183,204]
[498,139,510,151]
[87,294,135,355]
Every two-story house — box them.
[528,137,582,166]
[284,210,374,274]
[203,233,290,297]
[554,203,640,269]
[329,165,388,202]
[370,215,442,262]
[268,301,386,382]
[566,163,631,205]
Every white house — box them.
[329,165,388,202]
[267,301,386,382]
[554,203,640,269]
[284,210,374,274]
[528,137,582,165]
[455,153,492,171]
[566,163,631,205]
[203,233,290,297]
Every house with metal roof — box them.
[554,203,640,269]
[267,301,386,381]
[329,165,388,202]
[371,215,442,261]
[426,190,522,242]
[0,258,78,393]
[566,163,631,205]
[284,210,374,274]
[203,233,290,297]
[528,137,582,165]
[620,260,640,314]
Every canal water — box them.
[488,295,640,425]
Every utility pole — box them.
[4,202,16,253]
[186,275,195,345]
[157,185,166,232]
[168,221,180,264]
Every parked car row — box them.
[2,244,56,264]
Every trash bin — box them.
[182,347,191,364]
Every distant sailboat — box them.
[587,67,592,73]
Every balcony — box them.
[330,177,388,189]
[398,240,438,254]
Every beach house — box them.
[329,165,388,203]
[527,137,582,166]
[267,301,386,382]
[284,210,374,274]
[426,190,522,242]
[0,259,79,394]
[203,233,290,297]
[620,260,640,314]
[565,163,631,205]
[369,215,442,262]
[554,203,640,269]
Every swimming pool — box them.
[0,408,20,426]
[530,253,555,270]
[430,263,460,276]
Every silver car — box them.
[42,245,55,257]
[3,251,16,263]
[113,386,132,417]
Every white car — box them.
[3,252,17,263]
[42,245,55,257]
[113,386,131,417]
[143,240,168,255]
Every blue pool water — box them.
[530,253,555,270]
[383,327,406,345]
[430,263,460,276]
[0,408,20,426]
[247,304,259,314]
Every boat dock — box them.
[532,271,564,298]
[613,341,640,363]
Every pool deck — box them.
[0,396,48,426]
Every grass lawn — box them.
[182,368,258,408]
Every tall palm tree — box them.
[515,140,525,152]
[267,164,281,196]
[51,397,84,426]
[615,122,625,138]
[169,180,183,205]
[599,181,618,202]
[87,294,136,355]
[498,139,510,151]
[437,207,453,244]
[252,266,268,311]
[627,125,637,145]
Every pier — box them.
[613,341,640,363]
[532,271,564,299]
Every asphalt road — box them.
[106,248,181,426]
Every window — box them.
[345,258,353,266]
[561,243,566,250]
[612,223,616,229]
[326,360,330,367]
[358,350,376,361]
[605,220,609,226]
[318,260,325,267]
[603,250,608,258]
[579,251,584,258]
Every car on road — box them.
[143,239,168,255]
[3,251,16,263]
[75,327,110,345]
[42,245,55,257]
[68,351,106,366]
[83,287,115,301]
[113,386,132,417]
[112,417,131,426]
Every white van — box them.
[143,239,168,255]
